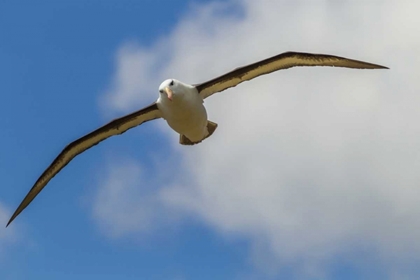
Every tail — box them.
[179,121,218,145]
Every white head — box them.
[158,79,191,102]
[159,79,176,101]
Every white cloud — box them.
[90,157,185,239]
[91,160,163,238]
[100,43,166,116]
[97,0,420,278]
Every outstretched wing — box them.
[195,51,388,99]
[7,102,161,227]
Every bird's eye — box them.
[170,80,174,86]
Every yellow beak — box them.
[165,87,173,101]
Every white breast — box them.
[157,85,208,142]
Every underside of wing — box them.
[195,51,388,99]
[7,102,161,227]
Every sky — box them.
[1,0,420,279]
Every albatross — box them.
[6,51,388,227]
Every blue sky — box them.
[1,1,420,279]
[0,1,247,279]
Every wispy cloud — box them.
[100,43,167,116]
[98,0,420,278]
[90,158,186,239]
[0,202,17,258]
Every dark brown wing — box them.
[195,51,388,99]
[7,102,161,227]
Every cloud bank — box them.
[95,0,420,278]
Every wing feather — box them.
[7,102,161,227]
[195,51,388,99]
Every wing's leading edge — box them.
[7,103,161,227]
[196,51,388,99]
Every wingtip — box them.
[6,211,19,228]
[6,216,14,228]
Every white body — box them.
[157,80,209,142]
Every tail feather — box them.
[179,134,195,145]
[179,121,218,145]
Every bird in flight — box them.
[6,51,388,227]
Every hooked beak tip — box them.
[165,87,173,101]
